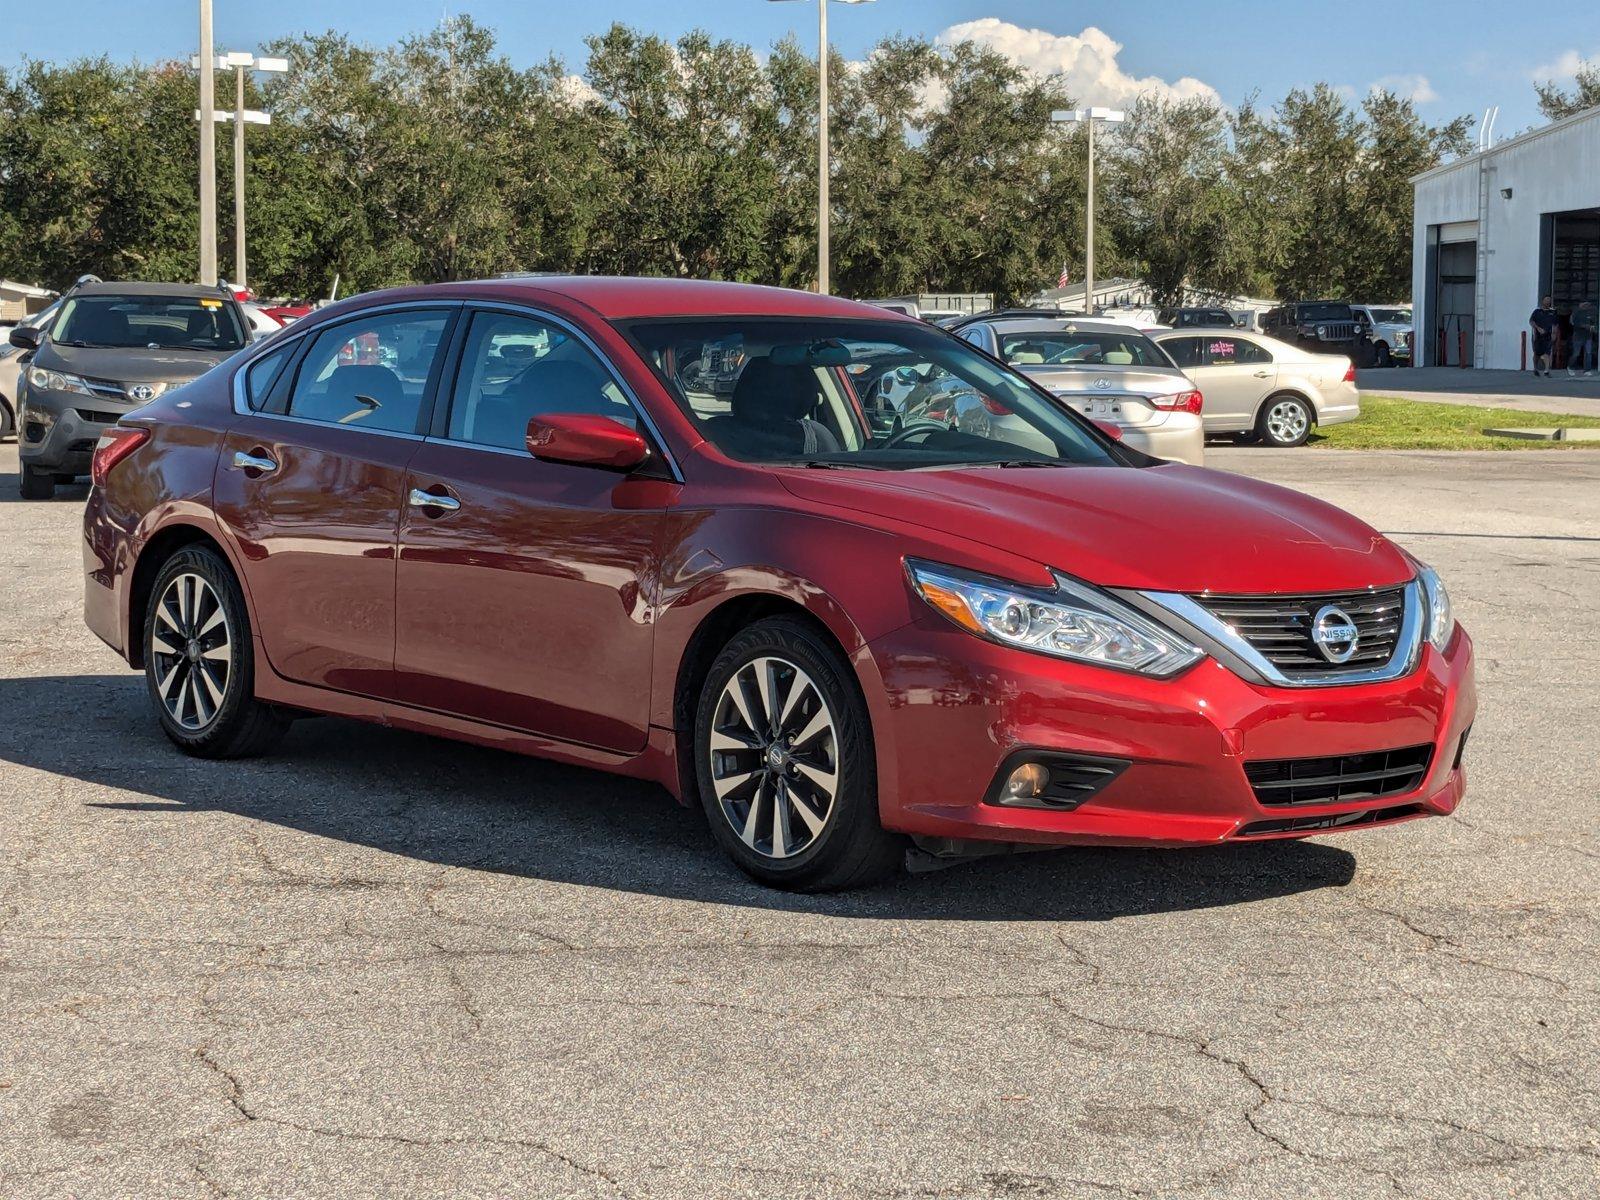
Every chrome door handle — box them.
[232,450,277,474]
[1253,370,1272,378]
[408,487,460,513]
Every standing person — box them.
[1569,298,1598,377]
[1529,296,1559,377]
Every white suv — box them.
[1351,305,1412,368]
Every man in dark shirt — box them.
[1529,297,1558,377]
[1569,299,1597,377]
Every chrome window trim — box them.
[228,299,465,417]
[230,409,428,443]
[1137,579,1424,689]
[450,300,684,483]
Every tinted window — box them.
[1204,337,1272,365]
[244,345,292,410]
[1162,337,1205,368]
[1297,303,1354,321]
[626,317,1119,469]
[286,311,448,433]
[55,294,246,351]
[998,329,1170,368]
[447,311,636,451]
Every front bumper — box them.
[861,614,1475,847]
[18,388,136,475]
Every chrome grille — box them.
[82,376,130,401]
[1191,587,1406,674]
[1315,321,1358,341]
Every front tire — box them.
[1257,394,1314,448]
[0,399,14,441]
[18,463,54,500]
[143,545,289,758]
[694,617,900,891]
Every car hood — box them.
[776,463,1415,594]
[40,342,233,384]
[1019,364,1191,398]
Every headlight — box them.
[907,560,1202,677]
[27,366,93,396]
[1419,563,1456,652]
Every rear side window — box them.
[244,346,292,410]
[285,311,449,433]
[1205,337,1272,365]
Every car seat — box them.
[717,357,841,459]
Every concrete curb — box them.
[1483,427,1600,442]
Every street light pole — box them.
[769,0,874,295]
[1051,107,1125,313]
[233,61,246,286]
[197,0,217,285]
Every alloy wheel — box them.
[149,572,232,731]
[1265,399,1309,445]
[708,656,839,860]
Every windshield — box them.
[1298,303,1354,322]
[624,317,1121,470]
[54,294,245,351]
[1370,308,1411,323]
[998,328,1172,368]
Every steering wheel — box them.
[881,419,949,449]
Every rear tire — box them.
[693,616,901,892]
[0,399,13,441]
[143,545,289,759]
[18,464,54,500]
[1256,394,1314,448]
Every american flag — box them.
[1057,264,1071,289]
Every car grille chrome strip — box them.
[1137,580,1424,688]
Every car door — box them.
[214,305,456,698]
[1191,335,1277,431]
[392,306,675,753]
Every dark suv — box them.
[1260,301,1370,360]
[11,281,250,498]
[1156,306,1237,329]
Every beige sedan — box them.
[1151,328,1360,448]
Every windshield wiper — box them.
[981,459,1065,469]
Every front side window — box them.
[285,311,448,433]
[448,311,637,450]
[54,294,246,352]
[624,317,1120,469]
[997,328,1171,369]
[1203,337,1272,365]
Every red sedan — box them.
[82,278,1475,890]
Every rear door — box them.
[214,305,456,698]
[1190,335,1277,430]
[392,306,674,752]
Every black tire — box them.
[0,399,13,441]
[1375,341,1392,368]
[18,463,54,500]
[693,616,901,891]
[53,473,78,485]
[1255,394,1314,448]
[142,544,290,759]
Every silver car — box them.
[955,317,1204,464]
[1152,328,1360,447]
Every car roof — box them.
[69,281,236,299]
[329,277,909,322]
[981,317,1150,335]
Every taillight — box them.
[1151,389,1203,415]
[1343,362,1356,383]
[981,395,1010,415]
[91,426,150,486]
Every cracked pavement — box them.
[1,443,1597,1198]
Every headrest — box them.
[326,364,403,405]
[508,359,610,414]
[1008,350,1045,364]
[731,357,819,424]
[1104,350,1132,365]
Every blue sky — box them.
[6,1,1593,135]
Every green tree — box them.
[1535,59,1600,121]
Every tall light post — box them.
[768,0,874,295]
[1051,107,1124,313]
[222,53,287,289]
[196,0,217,285]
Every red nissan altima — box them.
[82,278,1476,890]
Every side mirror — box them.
[9,326,43,351]
[1092,419,1124,442]
[526,413,650,471]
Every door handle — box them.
[1253,370,1272,378]
[232,449,277,474]
[408,487,460,513]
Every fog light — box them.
[1000,762,1050,803]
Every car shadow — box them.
[0,463,90,504]
[0,673,1357,920]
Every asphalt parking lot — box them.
[2,443,1597,1199]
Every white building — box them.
[1412,106,1600,368]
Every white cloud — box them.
[1531,49,1589,81]
[1370,73,1437,103]
[934,19,1221,109]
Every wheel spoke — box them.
[710,728,761,752]
[724,669,760,737]
[157,660,184,701]
[788,704,831,751]
[151,628,184,655]
[771,780,790,858]
[198,605,226,637]
[739,782,765,848]
[713,767,760,800]
[753,659,777,735]
[197,661,226,707]
[200,644,230,662]
[786,784,827,837]
[793,759,837,800]
[775,667,807,731]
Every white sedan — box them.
[1151,328,1360,447]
